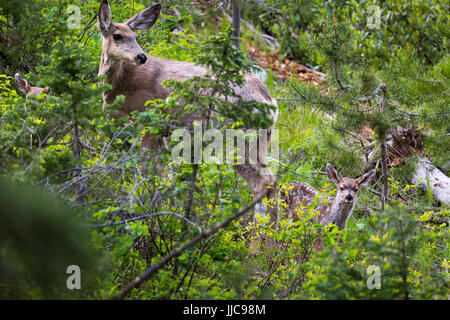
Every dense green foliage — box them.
[244,0,448,67]
[305,205,448,299]
[0,0,448,300]
[0,179,104,299]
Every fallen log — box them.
[412,157,450,206]
[358,126,449,206]
[388,127,449,206]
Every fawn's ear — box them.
[125,3,161,31]
[326,163,342,184]
[98,0,112,35]
[358,169,376,186]
[15,73,30,95]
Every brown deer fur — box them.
[280,163,375,250]
[97,1,278,224]
[15,73,50,98]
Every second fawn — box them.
[15,73,50,98]
[280,164,376,249]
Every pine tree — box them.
[290,14,449,209]
[305,205,447,299]
[290,15,394,210]
[19,38,110,204]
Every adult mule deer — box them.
[280,164,376,251]
[96,1,279,225]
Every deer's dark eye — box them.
[113,34,122,41]
[340,187,344,191]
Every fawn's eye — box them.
[340,187,344,191]
[113,34,122,41]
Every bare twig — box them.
[109,189,269,300]
[94,211,202,233]
[77,13,98,39]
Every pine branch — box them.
[359,83,387,102]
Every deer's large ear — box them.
[125,3,161,31]
[326,163,342,184]
[15,73,30,95]
[357,169,376,186]
[98,0,112,35]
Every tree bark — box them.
[231,0,241,50]
[380,142,389,211]
[71,105,85,205]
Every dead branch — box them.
[109,189,270,300]
[94,211,202,232]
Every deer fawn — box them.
[280,164,376,250]
[14,73,50,98]
[96,1,278,224]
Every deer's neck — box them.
[99,51,132,90]
[98,43,114,78]
[326,198,356,230]
[98,48,141,106]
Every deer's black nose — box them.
[345,194,353,201]
[137,54,147,64]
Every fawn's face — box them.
[98,0,161,65]
[326,163,376,204]
[336,178,360,203]
[15,73,50,98]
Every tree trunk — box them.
[380,142,389,211]
[231,0,241,50]
[72,106,85,205]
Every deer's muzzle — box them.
[137,54,147,65]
